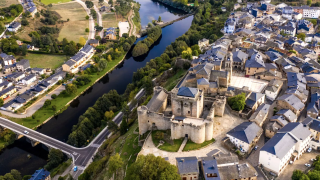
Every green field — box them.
[7,53,126,129]
[41,0,71,5]
[102,13,118,28]
[183,139,215,151]
[51,2,89,42]
[20,53,67,69]
[0,0,19,7]
[152,130,183,152]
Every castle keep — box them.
[138,86,226,144]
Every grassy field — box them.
[51,2,89,42]
[152,130,183,152]
[41,0,72,5]
[6,53,126,129]
[50,158,72,178]
[102,13,118,28]
[0,0,19,7]
[183,139,215,151]
[19,53,67,69]
[163,69,187,91]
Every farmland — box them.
[19,53,67,69]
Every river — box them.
[0,1,192,176]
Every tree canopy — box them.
[227,92,246,111]
[126,154,180,180]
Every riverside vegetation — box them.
[132,26,162,57]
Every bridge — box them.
[0,88,145,178]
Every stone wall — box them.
[137,106,171,135]
[214,96,226,117]
[171,120,208,143]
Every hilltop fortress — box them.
[138,86,226,144]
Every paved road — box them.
[93,5,103,38]
[75,0,95,40]
[0,89,145,179]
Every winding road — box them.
[75,0,95,41]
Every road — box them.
[93,5,103,38]
[0,89,145,179]
[75,0,95,41]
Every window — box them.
[207,173,218,177]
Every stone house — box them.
[303,117,320,150]
[176,157,199,180]
[198,38,209,50]
[307,90,320,118]
[277,94,304,116]
[245,92,265,112]
[265,79,283,101]
[226,122,262,152]
[249,103,270,126]
[245,53,266,76]
[232,50,248,70]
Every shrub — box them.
[51,94,57,99]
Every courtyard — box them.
[230,76,268,93]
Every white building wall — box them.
[227,134,251,152]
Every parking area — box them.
[230,76,268,93]
[278,151,319,179]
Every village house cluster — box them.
[138,0,320,178]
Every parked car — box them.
[24,130,29,134]
[289,161,293,164]
[307,147,312,152]
[73,166,77,172]
[311,158,316,162]
[254,146,259,150]
[305,164,311,167]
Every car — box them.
[24,130,29,134]
[311,158,316,162]
[308,147,312,152]
[305,164,311,167]
[73,166,77,172]
[254,146,259,150]
[289,161,293,164]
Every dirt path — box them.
[127,3,134,36]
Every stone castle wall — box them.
[171,121,207,143]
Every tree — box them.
[85,28,89,32]
[44,100,51,107]
[123,42,131,51]
[108,153,123,178]
[158,16,162,22]
[10,169,22,180]
[51,94,57,99]
[79,37,86,46]
[127,154,180,180]
[95,25,103,32]
[107,121,118,132]
[98,59,107,71]
[122,102,130,123]
[194,0,199,6]
[66,84,77,95]
[85,1,94,8]
[120,117,128,135]
[107,54,112,61]
[310,19,317,26]
[105,110,114,120]
[86,15,89,20]
[21,18,29,26]
[297,33,306,41]
[99,0,104,3]
[307,0,312,6]
[108,0,113,6]
[0,98,4,107]
[44,149,64,171]
[227,92,246,111]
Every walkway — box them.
[127,4,134,36]
[178,137,187,152]
[0,85,65,118]
[75,0,95,41]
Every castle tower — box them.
[225,52,233,83]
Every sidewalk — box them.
[178,137,187,152]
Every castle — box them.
[138,86,226,144]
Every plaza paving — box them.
[230,76,268,93]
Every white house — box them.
[7,22,21,32]
[278,26,296,36]
[226,122,262,152]
[259,123,311,175]
[303,117,320,150]
[19,74,36,85]
[224,18,236,34]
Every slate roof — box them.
[21,74,36,82]
[309,119,320,132]
[177,87,199,98]
[64,60,76,67]
[176,157,199,174]
[80,45,94,54]
[276,109,297,122]
[209,82,218,88]
[16,59,30,69]
[278,94,304,111]
[199,157,221,180]
[270,115,288,126]
[246,92,264,108]
[70,52,86,62]
[88,39,99,44]
[30,169,50,180]
[278,122,311,141]
[28,6,36,12]
[0,86,15,97]
[197,78,210,85]
[245,53,265,68]
[9,22,21,29]
[227,122,261,144]
[233,50,248,63]
[146,88,168,112]
[7,72,24,79]
[261,132,297,159]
